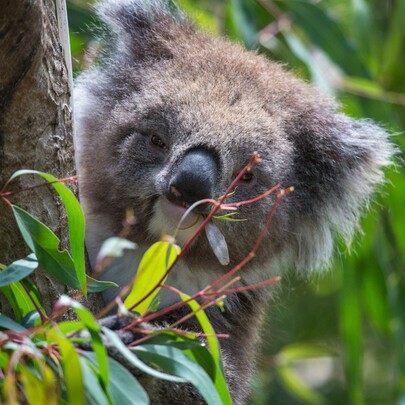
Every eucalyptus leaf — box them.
[0,313,27,332]
[124,241,180,314]
[133,344,223,405]
[9,169,86,295]
[21,310,41,329]
[205,222,229,266]
[79,357,110,405]
[58,295,109,387]
[51,332,85,405]
[0,254,38,287]
[101,327,186,383]
[84,352,149,405]
[12,205,116,293]
[179,293,232,404]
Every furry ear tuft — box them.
[96,0,191,61]
[289,113,395,274]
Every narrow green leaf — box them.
[283,31,335,93]
[179,293,221,364]
[57,320,85,336]
[12,205,115,293]
[3,373,19,405]
[339,259,363,405]
[9,170,86,295]
[179,293,232,404]
[281,0,370,77]
[124,241,180,314]
[382,0,405,82]
[20,363,58,405]
[145,332,217,381]
[0,254,38,287]
[101,327,186,383]
[1,279,44,322]
[0,282,34,321]
[59,296,109,387]
[225,0,269,49]
[350,0,373,63]
[51,332,85,405]
[79,357,110,405]
[280,343,335,362]
[84,353,149,405]
[133,344,222,405]
[277,365,325,405]
[21,310,41,328]
[0,313,26,332]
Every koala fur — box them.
[74,0,394,403]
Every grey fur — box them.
[75,0,394,403]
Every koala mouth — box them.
[149,197,230,266]
[148,197,203,246]
[159,197,200,229]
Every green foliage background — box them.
[68,0,405,404]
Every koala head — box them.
[75,0,393,293]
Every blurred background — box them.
[67,1,405,404]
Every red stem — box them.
[20,282,49,324]
[205,276,281,296]
[0,175,78,198]
[126,153,262,312]
[207,188,292,291]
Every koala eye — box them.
[241,172,255,182]
[150,134,167,150]
[234,169,255,184]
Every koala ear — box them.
[96,0,192,61]
[288,111,395,274]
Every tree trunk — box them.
[0,0,103,315]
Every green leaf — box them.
[277,364,325,405]
[350,0,373,64]
[283,31,335,93]
[12,205,115,293]
[280,343,335,362]
[179,294,221,364]
[0,281,39,321]
[0,254,38,287]
[20,361,59,405]
[339,259,363,405]
[124,241,180,314]
[176,0,219,33]
[101,327,186,383]
[0,313,26,332]
[58,296,109,387]
[280,0,370,77]
[179,293,232,404]
[50,331,85,405]
[145,332,217,380]
[133,344,222,405]
[57,320,85,336]
[21,310,41,328]
[84,353,149,405]
[213,212,246,222]
[9,170,86,295]
[225,0,269,48]
[381,0,405,83]
[79,357,110,405]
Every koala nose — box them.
[167,149,218,210]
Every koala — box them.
[74,0,393,403]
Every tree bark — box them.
[0,0,103,315]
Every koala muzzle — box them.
[166,149,218,211]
